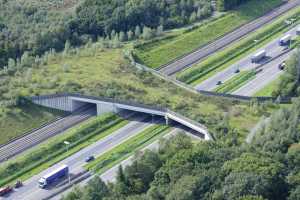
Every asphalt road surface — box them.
[3,114,158,200]
[159,0,300,75]
[233,50,294,96]
[50,127,202,200]
[0,105,96,163]
[195,25,299,92]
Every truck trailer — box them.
[0,186,12,196]
[251,50,266,63]
[279,34,291,46]
[38,165,69,188]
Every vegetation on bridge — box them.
[0,45,279,142]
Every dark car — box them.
[15,181,23,188]
[217,81,222,85]
[235,68,240,73]
[278,62,286,70]
[85,156,95,162]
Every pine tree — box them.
[135,26,141,38]
[127,30,134,40]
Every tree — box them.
[223,172,271,200]
[156,25,163,36]
[113,165,130,196]
[288,186,300,200]
[62,186,83,200]
[82,176,109,200]
[127,30,134,40]
[119,31,126,42]
[189,11,197,23]
[222,153,287,200]
[20,51,34,68]
[63,40,71,56]
[135,26,141,38]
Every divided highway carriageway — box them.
[159,0,300,75]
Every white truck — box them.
[251,50,266,63]
[38,165,69,188]
[279,34,292,46]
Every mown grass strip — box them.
[85,124,170,174]
[0,113,128,187]
[215,70,256,93]
[133,0,282,68]
[177,6,300,85]
[254,76,282,97]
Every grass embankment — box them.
[177,6,300,85]
[215,70,256,93]
[133,0,282,68]
[86,125,170,174]
[0,113,128,187]
[0,102,64,145]
[254,77,281,96]
[3,46,280,140]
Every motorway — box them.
[232,50,294,96]
[0,105,96,163]
[159,0,300,75]
[49,126,201,200]
[195,24,299,92]
[3,114,161,200]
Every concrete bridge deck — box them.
[30,93,213,140]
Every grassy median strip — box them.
[85,124,170,174]
[133,0,282,69]
[215,70,256,93]
[0,113,129,187]
[177,7,300,85]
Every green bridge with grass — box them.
[30,93,213,141]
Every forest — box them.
[217,0,252,11]
[0,0,212,68]
[62,98,300,200]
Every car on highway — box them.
[216,81,222,85]
[278,61,286,70]
[235,69,240,73]
[85,155,95,162]
[15,180,23,188]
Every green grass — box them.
[177,6,300,85]
[2,45,281,142]
[133,0,282,68]
[86,124,170,174]
[215,70,256,93]
[254,77,281,96]
[0,113,128,187]
[0,102,64,145]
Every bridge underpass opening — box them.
[116,108,166,125]
[71,99,97,115]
